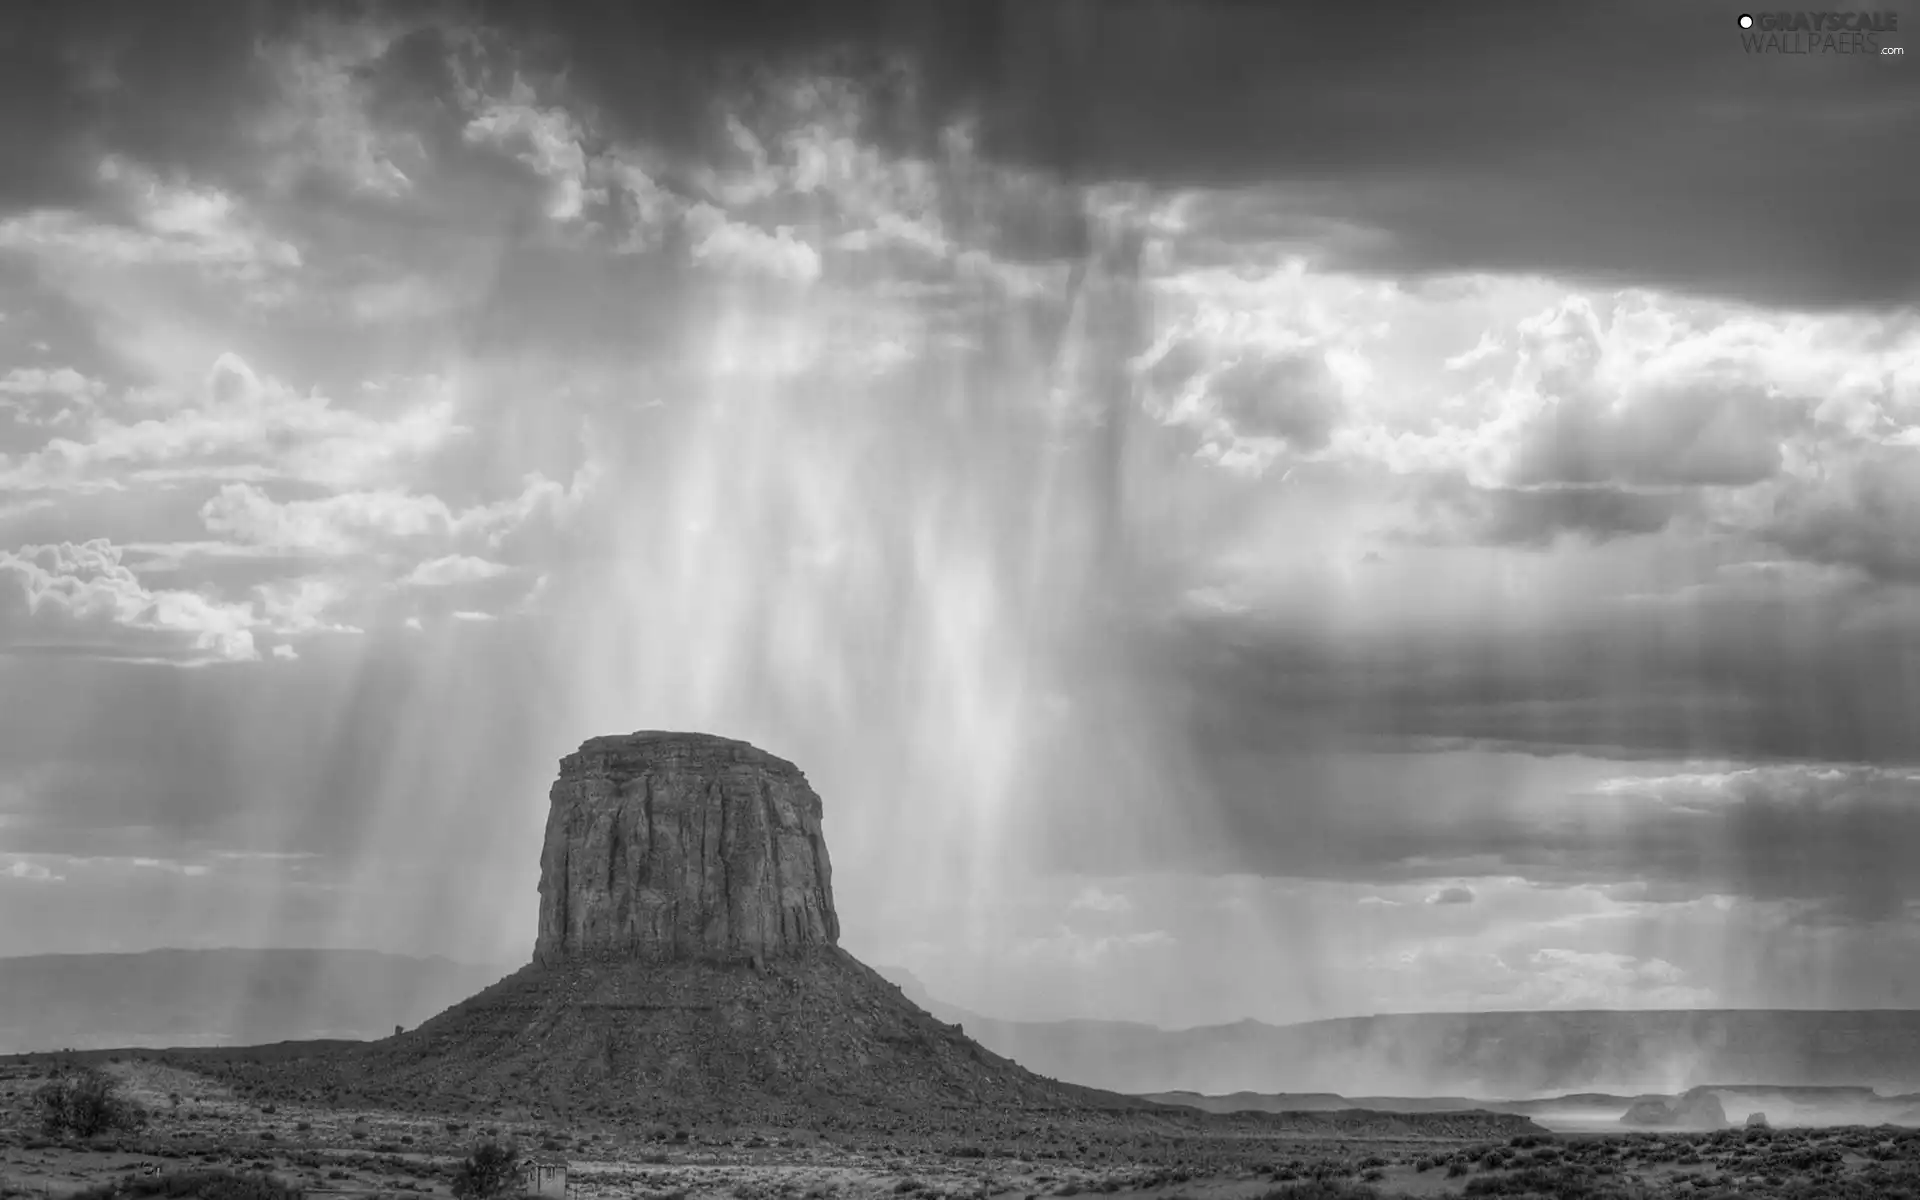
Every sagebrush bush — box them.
[70,1169,298,1200]
[37,1067,145,1139]
[1257,1182,1382,1200]
[451,1140,521,1200]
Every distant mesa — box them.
[1621,1097,1674,1126]
[1620,1087,1730,1130]
[1675,1090,1731,1129]
[1746,1111,1770,1129]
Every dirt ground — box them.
[8,1059,1920,1200]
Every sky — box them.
[1,0,1918,1029]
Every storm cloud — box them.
[1,0,1917,1024]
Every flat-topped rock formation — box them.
[178,733,1162,1130]
[143,730,1552,1143]
[1620,1088,1731,1130]
[535,732,838,967]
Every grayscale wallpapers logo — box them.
[1738,10,1905,54]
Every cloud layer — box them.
[1,0,1916,1026]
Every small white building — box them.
[518,1155,568,1199]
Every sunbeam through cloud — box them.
[3,2,1920,1194]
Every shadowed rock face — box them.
[534,732,839,966]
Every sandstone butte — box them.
[183,733,1147,1131]
[176,731,1545,1142]
[533,732,840,969]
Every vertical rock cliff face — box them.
[534,731,840,967]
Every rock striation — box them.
[534,732,839,967]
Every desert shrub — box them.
[37,1067,145,1139]
[1462,1165,1639,1198]
[70,1169,298,1200]
[1257,1183,1382,1200]
[451,1141,521,1200]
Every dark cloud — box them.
[1207,354,1344,450]
[1597,880,1705,905]
[1507,383,1797,490]
[940,1,1919,309]
[1763,445,1920,582]
[1406,473,1693,547]
[16,1,1911,308]
[1478,486,1691,547]
[1589,767,1920,923]
[1009,577,1920,888]
[501,0,1920,309]
[0,259,130,396]
[1184,587,1920,766]
[1144,341,1205,400]
[0,0,291,210]
[1033,660,1920,915]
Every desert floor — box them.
[9,1060,1920,1200]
